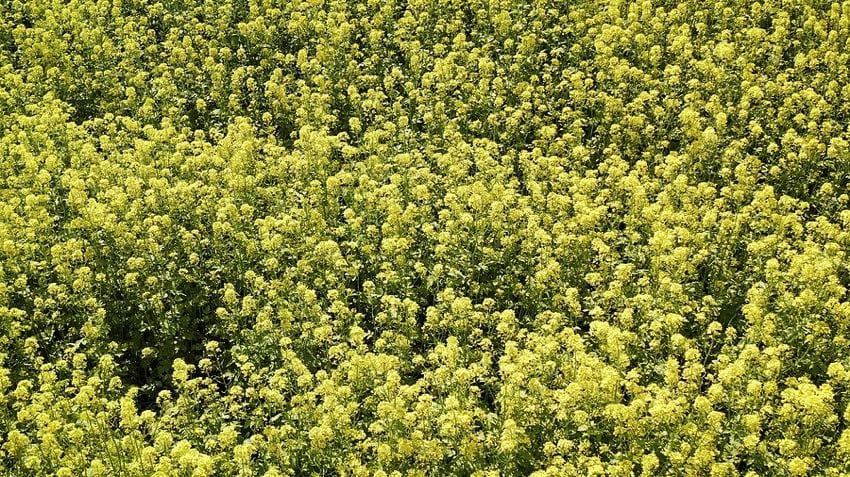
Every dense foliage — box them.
[2,0,850,475]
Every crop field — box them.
[2,0,850,475]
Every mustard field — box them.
[2,0,850,475]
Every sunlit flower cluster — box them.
[2,0,850,475]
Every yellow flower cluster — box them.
[2,0,850,475]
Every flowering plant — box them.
[2,0,850,475]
